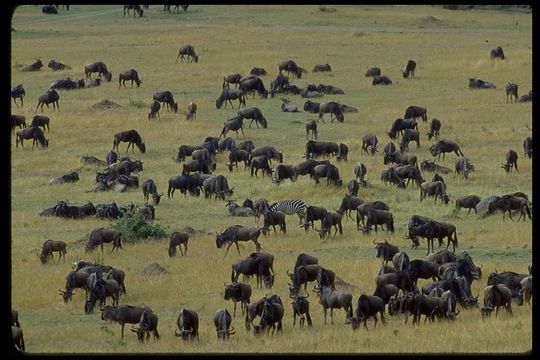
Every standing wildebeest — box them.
[469,77,496,89]
[59,270,90,303]
[388,118,418,140]
[363,209,394,234]
[48,59,70,71]
[237,107,267,129]
[176,45,199,63]
[305,140,340,160]
[153,90,178,112]
[481,284,512,318]
[21,59,43,72]
[303,206,328,231]
[239,76,268,99]
[412,220,458,255]
[11,115,26,133]
[118,69,141,88]
[312,164,342,187]
[362,134,378,155]
[488,195,531,221]
[214,308,235,340]
[101,305,149,340]
[250,155,273,177]
[273,164,298,183]
[399,129,420,151]
[141,179,162,205]
[502,149,518,173]
[202,175,234,200]
[523,136,532,159]
[406,259,439,285]
[487,271,528,293]
[372,75,392,85]
[224,282,252,317]
[85,278,122,314]
[176,309,199,342]
[454,156,475,179]
[231,254,274,289]
[337,195,364,221]
[490,46,505,60]
[168,231,189,257]
[394,165,424,188]
[427,118,442,140]
[12,326,25,353]
[356,201,390,230]
[123,5,144,17]
[402,60,416,78]
[35,89,60,112]
[313,63,332,72]
[278,59,306,79]
[84,61,112,81]
[374,240,399,265]
[404,105,427,122]
[253,296,284,335]
[185,102,197,121]
[313,284,353,325]
[348,180,360,196]
[455,195,481,215]
[168,175,201,197]
[426,250,457,266]
[216,89,246,109]
[261,210,287,235]
[40,239,67,264]
[306,119,318,140]
[148,100,161,120]
[430,139,464,160]
[316,212,343,239]
[112,129,146,153]
[365,67,381,77]
[520,276,532,306]
[132,310,160,342]
[384,150,418,169]
[11,84,25,108]
[348,295,386,330]
[505,83,519,103]
[420,181,449,204]
[318,102,344,123]
[31,115,50,134]
[223,73,243,88]
[216,225,262,256]
[85,228,122,253]
[228,148,251,172]
[15,126,48,149]
[291,292,312,328]
[393,252,411,272]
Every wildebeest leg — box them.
[323,308,327,324]
[121,323,126,340]
[101,243,104,254]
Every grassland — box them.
[10,5,532,354]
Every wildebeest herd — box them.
[10,5,532,354]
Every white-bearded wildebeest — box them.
[21,59,43,72]
[348,180,360,197]
[131,310,160,342]
[487,271,528,295]
[280,98,299,112]
[362,133,378,155]
[523,136,532,158]
[305,119,318,140]
[337,194,364,221]
[11,115,26,134]
[15,126,48,149]
[318,101,344,123]
[490,46,505,60]
[49,78,84,90]
[141,179,162,206]
[223,73,243,88]
[239,76,268,99]
[31,115,50,134]
[118,69,141,88]
[153,90,178,112]
[225,200,255,217]
[427,118,441,140]
[291,292,312,328]
[312,164,342,187]
[372,75,392,85]
[356,201,390,230]
[59,270,90,303]
[393,165,424,188]
[454,156,475,179]
[520,276,532,306]
[85,228,122,254]
[481,284,512,318]
[176,45,198,63]
[420,159,453,174]
[216,88,246,110]
[250,67,267,76]
[112,129,146,153]
[237,107,267,129]
[216,225,262,256]
[455,195,481,215]
[374,240,399,266]
[302,206,328,231]
[402,59,416,78]
[175,309,199,342]
[519,90,532,102]
[101,305,150,340]
[185,102,197,121]
[429,139,464,160]
[40,239,66,264]
[406,259,440,286]
[202,175,234,200]
[11,326,25,353]
[48,59,70,71]
[214,308,235,340]
[251,145,283,164]
[123,5,144,17]
[404,105,427,122]
[273,164,298,183]
[488,194,531,221]
[231,252,274,288]
[168,231,189,257]
[11,84,25,108]
[388,118,418,140]
[167,174,201,198]
[412,220,458,255]
[363,209,394,234]
[249,155,273,178]
[365,67,381,77]
[313,63,332,72]
[227,148,250,172]
[35,89,60,112]
[380,167,406,189]
[278,59,306,79]
[84,61,112,81]
[505,82,519,103]
[384,150,418,169]
[316,212,344,239]
[469,77,496,89]
[84,278,121,314]
[347,295,386,330]
[502,149,518,173]
[253,297,284,335]
[224,282,252,317]
[305,140,339,160]
[420,180,449,204]
[313,284,353,325]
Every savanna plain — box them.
[10,5,532,354]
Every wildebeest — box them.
[15,126,49,149]
[393,165,424,188]
[183,158,213,176]
[12,326,25,353]
[273,164,298,184]
[356,201,390,230]
[399,129,420,151]
[278,59,306,79]
[250,67,267,76]
[153,90,178,112]
[261,210,287,236]
[490,46,505,60]
[469,77,496,89]
[112,129,146,153]
[502,149,518,173]
[216,225,262,256]
[224,282,252,317]
[316,212,343,239]
[365,67,381,77]
[11,115,26,134]
[420,160,453,174]
[168,231,189,257]
[227,148,251,172]
[239,76,268,99]
[35,89,60,112]
[523,136,532,158]
[318,101,344,123]
[225,200,255,217]
[454,156,475,179]
[48,59,70,71]
[348,295,386,330]
[253,296,284,335]
[168,175,201,197]
[407,259,439,285]
[118,69,141,88]
[312,163,342,187]
[11,84,25,107]
[245,295,283,331]
[21,59,43,72]
[312,63,332,72]
[231,254,273,289]
[348,179,360,197]
[101,305,150,340]
[291,292,312,328]
[384,150,418,169]
[487,271,528,294]
[216,88,246,109]
[404,105,427,122]
[380,167,406,189]
[520,276,532,306]
[280,98,299,112]
[519,90,532,102]
[305,140,340,160]
[427,118,441,140]
[305,119,318,140]
[313,284,353,325]
[141,179,162,206]
[372,75,392,85]
[237,107,267,129]
[223,73,243,88]
[402,60,416,78]
[84,61,112,81]
[176,45,198,63]
[131,310,160,342]
[303,100,321,114]
[429,139,464,159]
[123,4,144,17]
[488,194,531,221]
[338,193,365,220]
[411,220,458,255]
[362,134,378,155]
[481,284,512,318]
[376,271,417,294]
[505,83,519,103]
[203,175,233,200]
[40,239,67,264]
[30,114,50,134]
[393,252,411,272]
[175,309,199,341]
[49,77,84,90]
[302,206,328,231]
[363,209,394,234]
[85,228,122,253]
[455,195,481,215]
[185,102,197,121]
[426,249,457,266]
[59,270,90,303]
[85,278,121,314]
[388,118,418,140]
[374,240,399,265]
[250,155,273,177]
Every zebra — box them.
[268,199,307,225]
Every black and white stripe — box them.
[269,199,307,224]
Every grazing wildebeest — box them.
[85,228,122,253]
[216,89,246,109]
[288,265,334,296]
[348,295,386,330]
[253,296,284,335]
[356,201,390,230]
[250,155,273,177]
[402,60,416,78]
[455,195,481,215]
[362,134,378,155]
[520,276,532,306]
[312,163,342,187]
[305,119,318,140]
[280,98,299,112]
[454,156,475,179]
[393,165,424,188]
[214,308,236,340]
[168,232,189,257]
[40,239,67,264]
[273,164,298,183]
[84,61,112,81]
[183,158,213,176]
[318,101,344,123]
[420,181,449,204]
[131,310,160,342]
[427,118,441,140]
[488,195,531,221]
[505,83,519,103]
[490,46,505,60]
[374,240,399,265]
[523,136,532,158]
[101,305,149,340]
[223,73,243,88]
[11,84,25,108]
[202,175,234,200]
[384,150,418,168]
[469,77,496,89]
[304,100,321,114]
[393,252,411,272]
[141,179,162,205]
[313,284,353,325]
[176,45,198,63]
[261,210,287,235]
[224,282,252,317]
[123,4,144,17]
[35,89,60,112]
[380,168,406,189]
[487,271,528,294]
[153,90,178,112]
[313,63,332,72]
[406,259,439,285]
[12,326,25,353]
[519,90,532,102]
[365,67,381,77]
[227,148,251,172]
[305,140,340,160]
[59,270,90,303]
[118,69,141,88]
[430,139,464,160]
[315,212,343,239]
[348,179,360,197]
[148,100,161,120]
[502,149,518,173]
[168,175,201,198]
[426,249,457,266]
[175,309,199,342]
[278,59,306,79]
[11,115,26,133]
[85,278,122,314]
[363,209,394,234]
[216,225,261,256]
[112,129,146,153]
[399,129,420,151]
[237,107,267,129]
[185,102,197,121]
[15,126,48,149]
[481,284,512,318]
[30,115,50,133]
[302,206,328,231]
[239,76,268,99]
[404,106,427,122]
[337,194,364,221]
[372,75,392,85]
[21,59,43,72]
[388,118,418,140]
[231,254,273,289]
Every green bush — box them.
[111,212,168,243]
